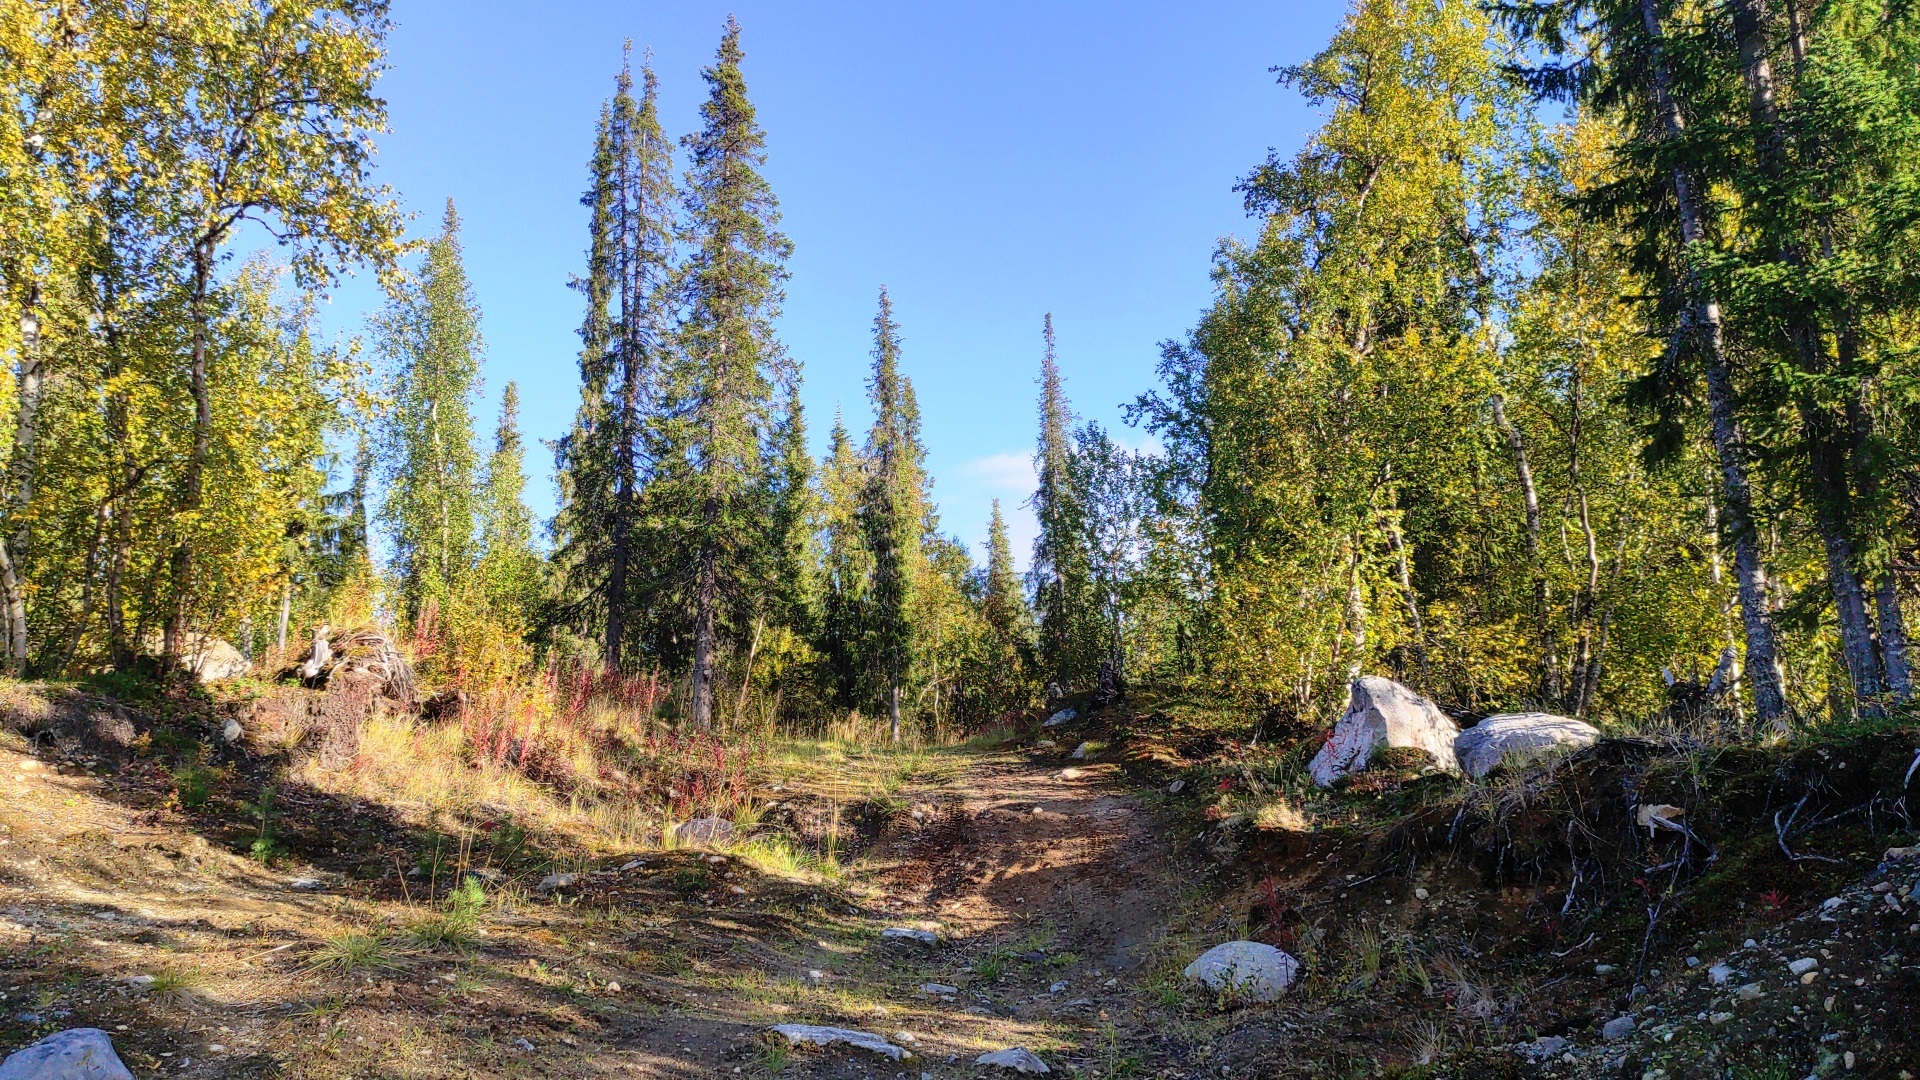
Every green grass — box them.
[306,930,405,973]
[405,878,487,949]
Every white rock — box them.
[1167,780,1185,794]
[1413,887,1430,901]
[1307,677,1460,787]
[536,872,579,892]
[221,718,244,743]
[1070,742,1092,760]
[0,1028,135,1079]
[768,1025,907,1061]
[1601,1015,1635,1040]
[287,877,323,890]
[122,976,154,994]
[975,1047,1050,1073]
[918,983,958,996]
[1708,964,1735,986]
[1595,963,1616,975]
[882,927,939,947]
[1048,980,1067,993]
[673,816,735,846]
[1788,957,1819,975]
[1454,712,1600,779]
[1043,707,1077,728]
[1181,941,1300,1001]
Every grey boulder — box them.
[1307,677,1460,788]
[975,1047,1050,1073]
[1454,712,1599,779]
[881,927,939,947]
[768,1025,907,1061]
[0,1029,134,1080]
[1043,707,1077,728]
[1182,940,1299,1001]
[673,816,735,846]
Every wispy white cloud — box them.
[959,450,1037,494]
[942,450,1040,572]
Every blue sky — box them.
[314,0,1346,569]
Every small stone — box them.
[1788,957,1820,975]
[1710,1012,1734,1026]
[729,885,747,895]
[513,1039,535,1052]
[536,873,578,892]
[1744,938,1759,948]
[1602,1016,1635,1040]
[1070,742,1092,759]
[1043,707,1077,728]
[1736,983,1765,1001]
[1845,1052,1856,1070]
[1822,896,1844,912]
[1048,980,1067,994]
[606,981,620,993]
[882,927,939,947]
[918,983,958,996]
[1168,780,1185,794]
[1800,971,1819,984]
[1414,887,1430,901]
[1035,740,1057,749]
[287,877,322,890]
[1685,956,1700,967]
[1103,977,1117,987]
[1709,964,1735,985]
[1595,963,1617,975]
[123,975,154,994]
[221,719,243,743]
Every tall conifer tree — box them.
[479,382,541,620]
[668,17,794,728]
[859,287,927,741]
[553,48,678,668]
[1029,314,1101,691]
[819,411,871,710]
[379,202,482,619]
[982,498,1033,711]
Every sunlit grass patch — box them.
[305,929,407,973]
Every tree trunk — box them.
[689,539,717,731]
[889,684,902,745]
[167,243,216,664]
[1343,535,1367,679]
[0,539,25,675]
[1875,575,1911,700]
[1639,0,1789,728]
[734,614,763,723]
[1491,394,1559,703]
[1728,0,1886,713]
[4,289,47,673]
[276,580,292,662]
[1383,513,1427,677]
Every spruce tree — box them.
[479,382,541,619]
[1502,0,1790,726]
[378,201,482,620]
[553,48,678,669]
[668,17,794,728]
[982,498,1034,712]
[859,287,928,741]
[1029,314,1101,692]
[819,410,872,710]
